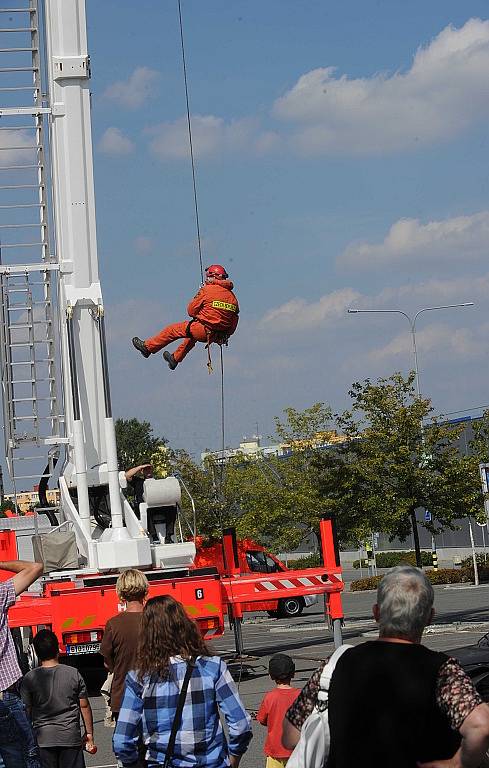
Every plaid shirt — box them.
[113,655,252,768]
[0,579,21,691]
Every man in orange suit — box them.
[132,264,239,370]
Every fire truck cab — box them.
[194,539,318,618]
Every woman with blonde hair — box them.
[113,595,252,768]
[100,569,149,721]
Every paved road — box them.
[84,584,489,768]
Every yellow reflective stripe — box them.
[211,300,237,312]
[80,614,96,627]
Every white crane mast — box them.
[0,0,194,573]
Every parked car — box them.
[446,633,489,701]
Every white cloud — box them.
[373,274,488,306]
[103,66,159,109]
[261,273,483,334]
[0,129,35,166]
[368,323,483,363]
[98,127,134,155]
[339,210,489,268]
[261,287,361,331]
[134,236,154,255]
[147,115,261,160]
[273,18,489,154]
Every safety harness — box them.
[185,318,233,373]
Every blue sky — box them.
[86,1,489,457]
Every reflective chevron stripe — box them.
[254,574,326,592]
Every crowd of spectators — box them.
[2,559,489,768]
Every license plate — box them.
[66,642,101,655]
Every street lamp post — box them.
[347,302,474,566]
[347,304,474,399]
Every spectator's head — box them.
[135,595,210,680]
[374,565,434,643]
[269,653,295,684]
[33,629,59,662]
[116,568,149,604]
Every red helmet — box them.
[205,264,228,281]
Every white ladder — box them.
[0,1,64,498]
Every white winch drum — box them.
[143,477,181,507]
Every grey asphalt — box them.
[84,583,489,768]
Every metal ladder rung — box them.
[10,322,51,328]
[14,415,55,421]
[0,28,37,33]
[10,474,52,480]
[10,358,52,365]
[0,203,45,209]
[4,286,31,293]
[0,165,42,171]
[0,48,38,54]
[0,87,38,92]
[0,242,45,249]
[12,396,56,403]
[9,341,53,347]
[12,378,55,385]
[0,185,44,190]
[0,9,35,13]
[0,224,41,229]
[6,283,50,290]
[0,145,36,151]
[15,455,48,461]
[0,67,37,73]
[8,302,51,310]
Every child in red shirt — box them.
[256,654,300,768]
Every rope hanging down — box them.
[219,345,225,484]
[177,0,226,488]
[177,0,204,285]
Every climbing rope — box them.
[176,0,226,492]
[219,345,225,485]
[177,0,204,285]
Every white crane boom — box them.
[0,0,195,573]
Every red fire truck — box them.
[3,519,344,660]
[0,0,345,662]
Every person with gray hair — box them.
[283,566,489,768]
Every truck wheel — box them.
[11,628,30,675]
[278,597,304,618]
[27,643,38,670]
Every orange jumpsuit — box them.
[145,279,239,363]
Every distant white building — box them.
[201,435,286,464]
[201,431,346,465]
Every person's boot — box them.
[132,337,150,358]
[163,351,178,370]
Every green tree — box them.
[210,404,336,550]
[167,448,241,539]
[327,372,475,565]
[115,417,166,470]
[164,404,337,551]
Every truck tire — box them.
[267,610,279,618]
[11,628,30,675]
[278,597,304,618]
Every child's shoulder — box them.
[268,686,297,699]
[22,667,42,685]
